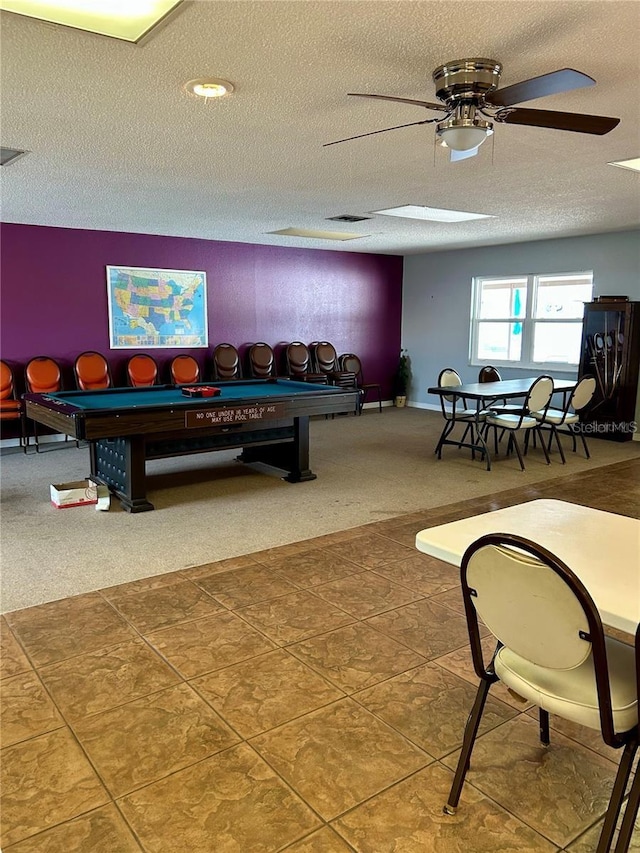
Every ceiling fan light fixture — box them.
[437,121,493,151]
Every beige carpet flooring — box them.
[2,407,639,613]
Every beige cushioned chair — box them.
[434,368,484,460]
[532,374,597,462]
[445,533,638,853]
[485,374,554,470]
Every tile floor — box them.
[1,460,639,852]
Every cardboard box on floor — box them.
[50,479,110,510]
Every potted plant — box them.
[393,349,410,407]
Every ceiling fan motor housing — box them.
[433,58,502,106]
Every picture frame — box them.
[106,265,208,349]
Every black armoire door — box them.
[578,300,640,441]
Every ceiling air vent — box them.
[1,148,28,166]
[326,214,372,223]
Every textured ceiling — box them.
[1,0,639,255]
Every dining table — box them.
[415,498,640,636]
[428,376,578,471]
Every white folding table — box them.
[415,499,640,636]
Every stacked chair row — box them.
[1,342,383,450]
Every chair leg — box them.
[596,739,638,853]
[492,425,499,455]
[539,709,550,746]
[20,411,28,454]
[579,431,591,459]
[614,742,639,853]
[510,433,525,471]
[444,677,493,814]
[569,425,578,453]
[435,421,455,458]
[459,422,472,447]
[536,427,551,465]
[550,426,566,464]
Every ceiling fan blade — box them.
[486,68,595,107]
[450,146,479,162]
[323,119,432,147]
[495,107,620,135]
[348,93,447,112]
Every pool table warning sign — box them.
[185,403,286,428]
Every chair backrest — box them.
[248,342,276,378]
[478,366,501,383]
[170,354,200,385]
[25,357,62,394]
[0,360,17,401]
[212,343,242,380]
[126,354,159,387]
[74,351,112,390]
[461,533,618,742]
[339,353,363,380]
[311,341,340,376]
[437,367,464,409]
[464,535,593,669]
[285,342,313,377]
[571,375,597,413]
[526,375,554,414]
[438,367,462,389]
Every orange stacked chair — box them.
[0,360,26,452]
[25,356,67,450]
[74,351,112,390]
[169,354,201,385]
[126,353,159,387]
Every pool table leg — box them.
[284,415,316,482]
[90,437,155,513]
[238,416,317,482]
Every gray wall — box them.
[402,230,640,422]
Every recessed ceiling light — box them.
[0,0,183,43]
[183,78,234,99]
[373,205,494,223]
[268,228,365,241]
[607,157,640,173]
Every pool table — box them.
[24,379,360,512]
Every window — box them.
[470,272,593,368]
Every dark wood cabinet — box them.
[578,300,640,441]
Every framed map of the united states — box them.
[106,265,208,349]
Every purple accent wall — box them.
[0,224,403,396]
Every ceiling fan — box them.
[324,59,620,161]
